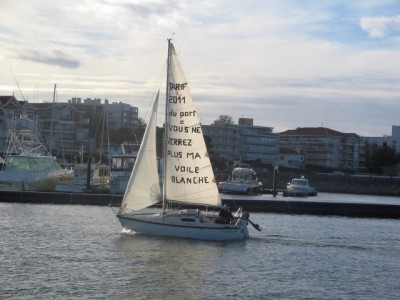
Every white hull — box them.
[219,181,263,194]
[218,163,263,195]
[55,182,109,193]
[283,188,317,197]
[0,170,72,192]
[117,209,249,241]
[285,178,317,196]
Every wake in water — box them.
[121,228,136,235]
[249,234,381,251]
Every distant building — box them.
[363,125,400,153]
[2,95,394,173]
[33,102,90,158]
[278,148,305,169]
[202,118,278,165]
[279,127,365,171]
[31,98,139,160]
[68,98,138,131]
[105,100,139,130]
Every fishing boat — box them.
[116,40,260,240]
[218,161,263,194]
[0,122,73,192]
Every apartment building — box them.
[278,148,305,169]
[33,102,90,158]
[279,127,365,171]
[363,125,400,153]
[202,118,278,166]
[31,98,139,159]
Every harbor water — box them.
[1,193,399,299]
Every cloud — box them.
[1,1,400,137]
[360,15,400,38]
[18,50,80,69]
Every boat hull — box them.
[284,178,317,197]
[283,189,318,197]
[218,181,263,194]
[117,210,249,241]
[0,174,69,192]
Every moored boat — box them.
[283,176,317,196]
[218,161,263,194]
[109,153,137,194]
[0,123,73,192]
[55,162,109,193]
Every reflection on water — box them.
[116,233,245,299]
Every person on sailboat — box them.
[216,203,233,224]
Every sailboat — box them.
[116,40,259,240]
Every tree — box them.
[366,143,400,173]
[136,118,147,142]
[373,146,399,166]
[108,127,135,144]
[216,115,235,125]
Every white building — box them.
[363,125,400,153]
[202,118,278,165]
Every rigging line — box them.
[10,68,26,101]
[105,106,111,169]
[55,87,66,163]
[143,60,167,121]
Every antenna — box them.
[10,68,26,101]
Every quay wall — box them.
[1,190,399,219]
[263,170,400,197]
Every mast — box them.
[162,39,172,210]
[100,105,106,163]
[49,84,56,155]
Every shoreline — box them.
[261,170,400,197]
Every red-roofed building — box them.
[279,127,365,171]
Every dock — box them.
[0,191,123,206]
[0,191,399,219]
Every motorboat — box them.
[218,161,263,194]
[283,176,317,196]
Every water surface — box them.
[1,195,399,299]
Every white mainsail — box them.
[164,44,221,207]
[121,92,161,211]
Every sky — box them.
[0,0,399,137]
